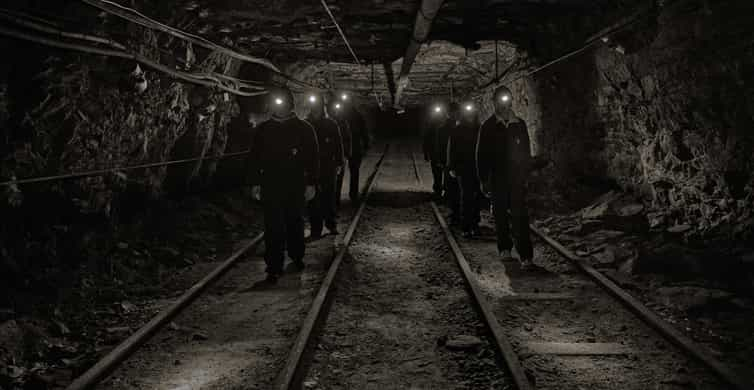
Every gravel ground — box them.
[303,143,510,390]
[414,154,728,390]
[94,146,386,389]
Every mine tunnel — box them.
[1,0,753,389]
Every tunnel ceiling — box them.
[7,0,647,106]
[187,0,644,105]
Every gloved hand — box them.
[251,185,262,201]
[305,185,316,202]
[336,165,343,176]
[448,170,457,179]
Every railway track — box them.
[410,149,748,390]
[66,141,748,389]
[65,146,389,390]
[279,142,510,389]
[274,143,749,389]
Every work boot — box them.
[519,258,546,272]
[252,272,279,289]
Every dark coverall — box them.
[306,116,344,236]
[423,120,446,197]
[248,117,320,275]
[344,109,370,202]
[333,117,349,208]
[476,116,533,259]
[448,121,481,233]
[438,121,460,222]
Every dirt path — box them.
[303,142,509,390]
[414,154,727,390]
[97,146,385,389]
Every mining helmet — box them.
[268,86,294,112]
[494,85,513,105]
[307,93,320,105]
[431,102,445,116]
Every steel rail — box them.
[274,144,389,389]
[530,226,751,390]
[0,151,250,187]
[413,149,749,389]
[66,233,265,390]
[409,151,532,390]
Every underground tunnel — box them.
[1,0,753,389]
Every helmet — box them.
[430,101,446,116]
[306,91,323,106]
[268,86,294,112]
[494,85,513,105]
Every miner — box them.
[423,102,447,200]
[448,100,482,237]
[476,86,535,268]
[248,87,320,284]
[305,92,344,239]
[340,93,370,204]
[330,99,349,208]
[439,102,461,225]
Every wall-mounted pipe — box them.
[393,0,445,108]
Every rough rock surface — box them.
[497,2,754,240]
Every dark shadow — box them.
[367,190,430,208]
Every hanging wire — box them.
[319,0,361,65]
[472,2,659,96]
[0,151,250,187]
[81,0,280,72]
[0,8,126,50]
[0,26,267,96]
[79,0,320,90]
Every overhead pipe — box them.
[393,0,445,108]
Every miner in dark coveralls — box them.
[476,86,535,268]
[249,87,320,284]
[330,99,349,208]
[438,102,461,225]
[305,92,344,239]
[340,93,370,204]
[448,100,482,238]
[423,102,447,200]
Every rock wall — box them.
[504,0,754,239]
[0,10,249,285]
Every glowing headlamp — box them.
[335,103,342,110]
[433,105,443,114]
[309,95,318,103]
[274,97,284,106]
[341,93,349,101]
[500,94,511,103]
[464,104,474,112]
